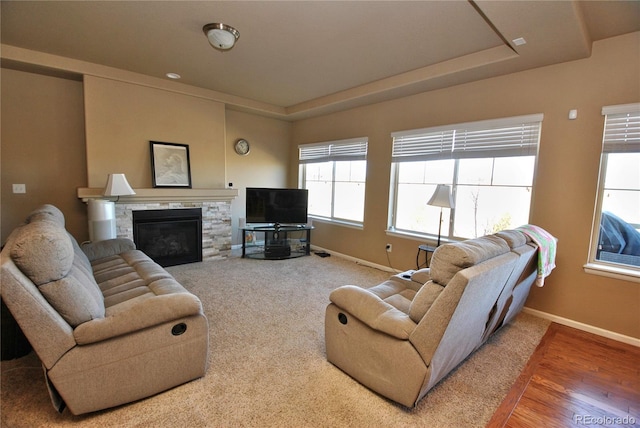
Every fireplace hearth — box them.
[133,208,203,267]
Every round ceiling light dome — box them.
[203,23,240,50]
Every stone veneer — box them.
[115,201,232,261]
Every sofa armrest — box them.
[81,239,136,262]
[73,293,202,344]
[329,285,416,339]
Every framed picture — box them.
[150,141,192,188]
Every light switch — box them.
[12,184,26,194]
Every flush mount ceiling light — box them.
[203,23,240,51]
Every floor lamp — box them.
[427,184,455,247]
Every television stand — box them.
[241,225,313,260]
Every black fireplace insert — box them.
[133,208,202,267]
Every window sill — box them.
[583,263,640,283]
[309,216,363,230]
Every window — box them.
[587,103,640,277]
[389,114,542,241]
[299,137,368,225]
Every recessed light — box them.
[512,37,527,46]
[166,73,181,79]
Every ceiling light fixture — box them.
[203,23,240,51]
[166,72,181,79]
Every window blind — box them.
[299,137,368,164]
[602,103,640,153]
[391,114,543,162]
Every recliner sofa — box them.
[325,229,543,407]
[1,204,209,415]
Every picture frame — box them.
[150,141,192,188]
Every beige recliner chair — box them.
[325,230,539,407]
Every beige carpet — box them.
[1,253,549,427]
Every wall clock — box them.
[234,138,250,156]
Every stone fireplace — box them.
[78,188,237,262]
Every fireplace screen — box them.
[133,208,202,267]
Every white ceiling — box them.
[2,1,639,120]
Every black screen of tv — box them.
[246,188,308,225]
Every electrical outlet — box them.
[12,184,26,194]
[385,243,392,252]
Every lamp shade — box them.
[203,23,240,50]
[427,184,455,209]
[103,173,135,197]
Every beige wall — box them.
[225,109,292,244]
[83,76,226,189]
[1,72,291,246]
[1,68,88,242]
[292,32,640,338]
[1,32,638,339]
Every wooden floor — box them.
[488,323,640,427]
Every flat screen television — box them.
[246,188,308,225]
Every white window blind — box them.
[299,137,368,164]
[602,103,640,153]
[391,114,543,162]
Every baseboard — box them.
[310,245,397,273]
[522,307,640,347]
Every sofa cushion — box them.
[10,216,105,327]
[429,235,510,285]
[367,278,414,299]
[410,268,431,284]
[26,204,66,227]
[495,230,528,249]
[408,281,445,323]
[366,277,419,314]
[39,275,105,327]
[81,238,136,262]
[70,233,93,273]
[11,221,74,285]
[329,285,417,339]
[67,260,105,316]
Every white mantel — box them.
[77,187,238,203]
